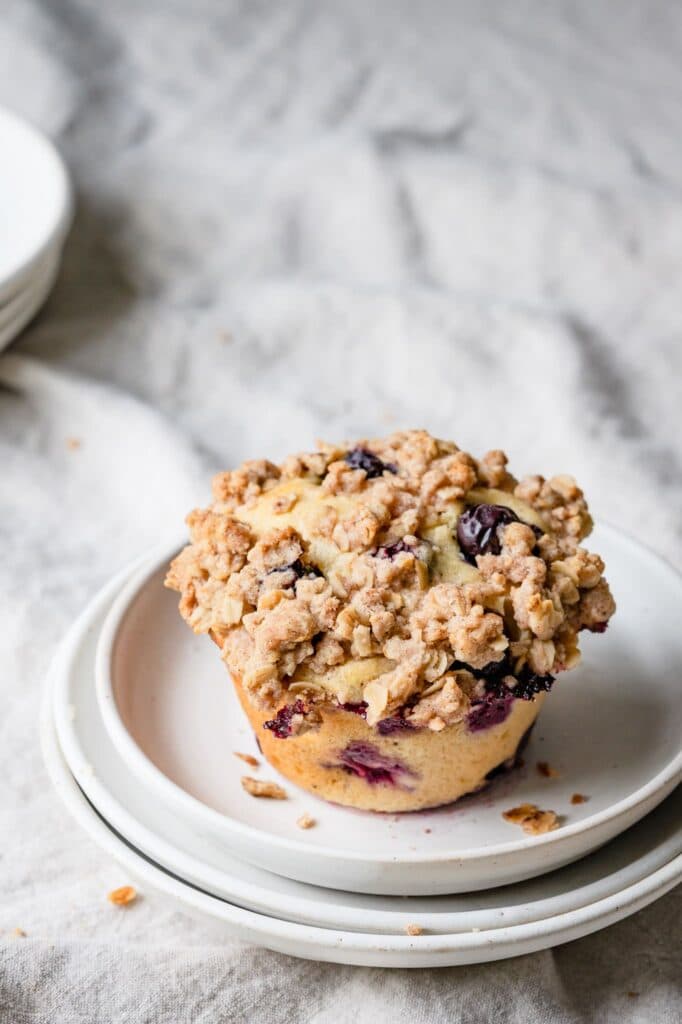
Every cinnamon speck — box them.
[107,885,137,907]
[296,813,316,830]
[234,752,260,767]
[571,793,588,805]
[536,761,560,778]
[405,923,423,936]
[627,992,639,999]
[241,776,287,799]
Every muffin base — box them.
[232,674,545,812]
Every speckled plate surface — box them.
[57,523,682,894]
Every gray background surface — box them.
[1,2,680,1021]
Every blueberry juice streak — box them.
[467,692,515,732]
[332,741,416,788]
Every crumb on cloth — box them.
[241,776,287,799]
[503,803,559,835]
[107,886,137,906]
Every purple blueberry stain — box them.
[330,741,416,788]
[338,701,368,718]
[467,692,515,732]
[263,699,308,739]
[511,667,554,701]
[344,447,397,479]
[373,539,412,560]
[452,653,555,703]
[376,715,415,736]
[267,560,323,586]
[456,503,521,564]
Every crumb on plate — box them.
[241,776,287,799]
[536,761,560,778]
[571,793,588,805]
[234,752,260,767]
[107,885,137,907]
[296,813,316,829]
[405,923,423,936]
[66,437,81,451]
[13,927,26,938]
[503,803,559,835]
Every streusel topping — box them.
[166,430,615,727]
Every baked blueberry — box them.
[457,503,521,564]
[344,447,397,478]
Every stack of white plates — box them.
[0,108,72,353]
[44,525,682,967]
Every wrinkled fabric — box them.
[1,1,681,1021]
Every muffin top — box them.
[166,430,615,732]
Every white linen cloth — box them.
[1,1,681,1020]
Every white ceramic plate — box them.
[0,107,72,303]
[44,676,682,967]
[50,573,682,936]
[92,526,682,895]
[0,246,60,326]
[0,253,61,353]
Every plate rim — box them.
[94,526,682,867]
[42,676,682,965]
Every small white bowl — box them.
[95,526,682,896]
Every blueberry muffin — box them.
[166,431,615,812]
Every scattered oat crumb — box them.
[66,437,81,451]
[503,803,559,835]
[297,813,316,830]
[241,776,287,799]
[107,885,137,907]
[234,752,260,767]
[571,793,588,805]
[405,923,423,936]
[627,992,639,999]
[536,761,560,778]
[13,927,26,938]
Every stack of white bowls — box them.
[0,107,72,353]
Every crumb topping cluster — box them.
[166,431,615,730]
